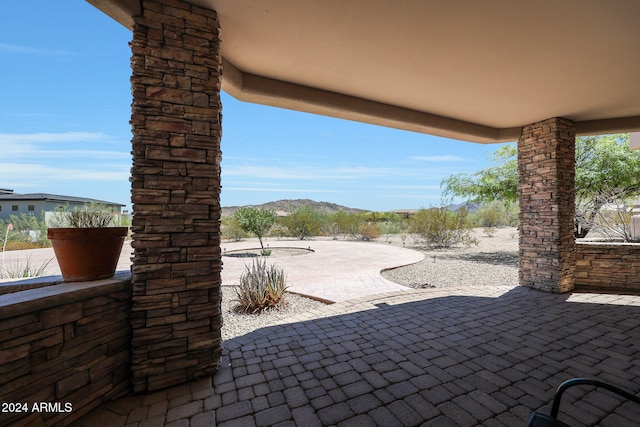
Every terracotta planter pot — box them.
[47,227,128,282]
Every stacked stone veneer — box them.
[576,242,640,291]
[129,0,224,392]
[0,278,131,427]
[518,117,576,293]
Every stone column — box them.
[129,0,223,392]
[518,117,576,293]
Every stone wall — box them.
[0,277,131,427]
[576,242,640,291]
[129,0,224,392]
[518,117,576,293]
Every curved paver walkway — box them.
[221,239,425,302]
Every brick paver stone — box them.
[73,287,640,427]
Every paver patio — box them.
[74,284,640,426]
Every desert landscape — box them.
[220,227,519,340]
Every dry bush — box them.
[360,222,380,240]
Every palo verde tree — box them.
[442,144,518,204]
[574,134,640,237]
[441,134,640,237]
[234,207,277,249]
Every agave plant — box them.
[235,259,288,314]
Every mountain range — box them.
[221,199,366,218]
[221,199,480,218]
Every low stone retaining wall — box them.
[0,273,131,427]
[576,241,640,292]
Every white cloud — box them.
[0,163,129,184]
[6,147,130,160]
[385,193,442,200]
[1,132,129,160]
[409,155,470,162]
[327,166,396,178]
[223,164,432,181]
[372,184,442,190]
[0,132,111,144]
[0,43,76,56]
[223,165,320,180]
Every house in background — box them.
[0,189,125,222]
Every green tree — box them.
[281,206,327,240]
[234,207,277,249]
[442,134,640,237]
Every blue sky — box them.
[0,1,512,212]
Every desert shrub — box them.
[321,221,342,240]
[377,214,406,242]
[235,259,288,313]
[471,201,518,227]
[364,211,399,223]
[222,217,248,241]
[332,211,365,239]
[360,222,380,240]
[268,223,290,239]
[408,207,478,248]
[281,206,328,240]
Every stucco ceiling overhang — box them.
[89,0,640,143]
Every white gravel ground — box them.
[381,227,519,288]
[221,227,519,340]
[221,287,327,341]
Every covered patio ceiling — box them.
[91,0,640,143]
